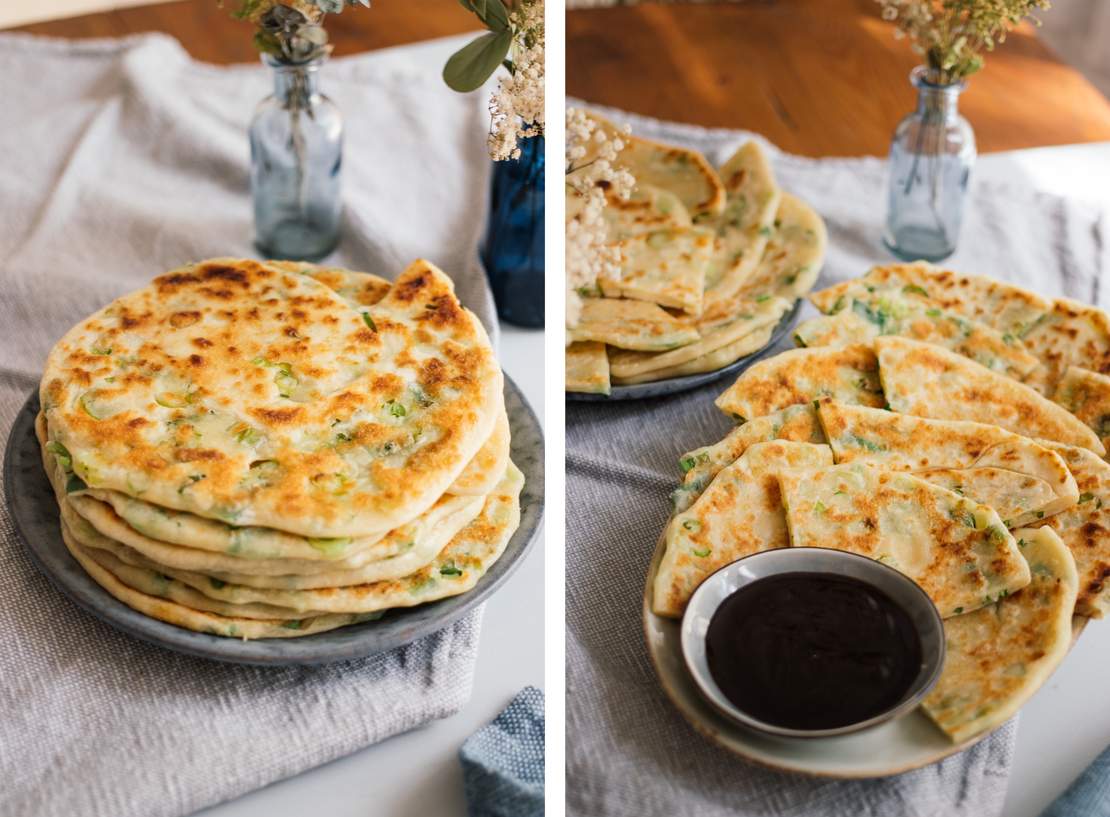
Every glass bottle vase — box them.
[249,54,343,261]
[883,66,976,263]
[482,135,545,328]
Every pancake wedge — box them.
[653,441,833,618]
[778,464,1031,617]
[609,295,789,380]
[795,296,1039,381]
[715,344,883,421]
[703,141,780,299]
[672,403,826,512]
[1054,366,1110,452]
[1036,442,1110,618]
[810,263,1052,339]
[1021,298,1110,392]
[602,184,692,241]
[582,113,725,218]
[565,342,610,395]
[567,298,699,351]
[731,193,826,304]
[922,527,1077,743]
[917,469,1061,530]
[816,401,1079,526]
[876,336,1104,455]
[599,227,713,315]
[611,322,778,386]
[40,258,503,538]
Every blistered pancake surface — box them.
[40,258,501,537]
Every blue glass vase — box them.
[482,135,545,328]
[249,54,343,261]
[883,67,976,262]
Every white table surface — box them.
[196,323,544,817]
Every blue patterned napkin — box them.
[1039,745,1110,817]
[460,686,545,817]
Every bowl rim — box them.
[679,546,946,739]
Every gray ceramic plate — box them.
[566,299,801,402]
[642,531,1087,778]
[4,375,544,666]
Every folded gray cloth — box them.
[460,686,545,817]
[566,104,1109,816]
[0,32,501,817]
[1039,745,1110,817]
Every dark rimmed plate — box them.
[566,299,801,401]
[3,375,544,665]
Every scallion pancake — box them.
[671,403,825,512]
[715,344,883,421]
[778,464,1031,617]
[599,227,713,315]
[794,295,1039,381]
[921,527,1077,743]
[608,295,788,380]
[73,464,523,616]
[587,113,725,219]
[567,298,699,351]
[610,322,778,387]
[703,141,780,298]
[876,336,1104,455]
[809,263,1052,339]
[565,341,610,395]
[1053,366,1110,452]
[1036,442,1110,618]
[816,401,1079,526]
[50,444,484,583]
[40,258,503,538]
[602,184,692,241]
[61,525,374,638]
[447,405,510,496]
[653,441,833,618]
[1020,298,1110,392]
[267,260,392,308]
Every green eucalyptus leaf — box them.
[458,0,509,32]
[443,29,512,93]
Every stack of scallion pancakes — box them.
[566,113,827,394]
[654,262,1110,744]
[38,258,522,639]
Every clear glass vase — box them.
[883,66,976,262]
[482,135,545,328]
[249,54,343,261]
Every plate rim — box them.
[566,299,802,402]
[3,373,544,666]
[641,528,1039,779]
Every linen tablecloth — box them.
[0,31,498,817]
[566,104,1110,816]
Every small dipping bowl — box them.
[680,547,945,739]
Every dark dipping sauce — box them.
[705,572,923,731]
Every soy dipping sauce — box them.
[705,572,923,731]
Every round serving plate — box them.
[642,531,1088,778]
[567,299,802,402]
[4,375,544,666]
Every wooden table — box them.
[568,0,1110,156]
[11,0,479,64]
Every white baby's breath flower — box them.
[489,0,545,161]
[565,108,635,331]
